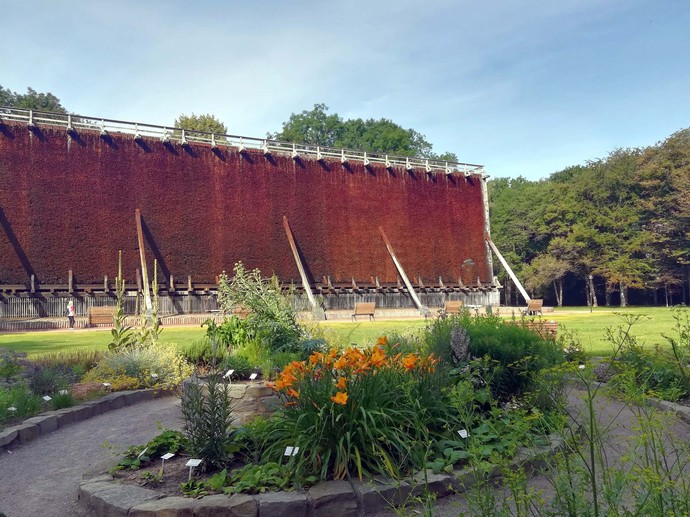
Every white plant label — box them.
[161,453,175,460]
[249,373,258,380]
[102,382,111,388]
[8,406,16,412]
[458,429,469,439]
[58,390,69,395]
[137,447,149,459]
[578,364,586,370]
[151,373,159,378]
[224,369,235,378]
[284,446,300,456]
[186,458,202,467]
[42,395,52,402]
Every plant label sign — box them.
[151,373,159,379]
[458,429,469,439]
[58,389,69,395]
[284,446,300,456]
[42,395,52,402]
[186,458,202,467]
[249,373,258,380]
[224,369,235,378]
[161,453,175,460]
[137,447,149,459]
[102,382,112,388]
[8,406,16,412]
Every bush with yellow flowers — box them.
[261,337,454,481]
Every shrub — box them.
[181,372,237,470]
[31,350,103,376]
[0,384,42,421]
[51,391,76,410]
[178,338,228,367]
[219,354,253,380]
[23,363,73,395]
[263,344,450,481]
[83,342,192,390]
[0,349,24,383]
[218,263,304,354]
[427,314,564,399]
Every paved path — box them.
[3,385,690,517]
[0,397,182,517]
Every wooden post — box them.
[485,235,530,303]
[30,274,35,293]
[282,216,324,319]
[378,227,428,315]
[68,269,73,293]
[135,209,153,320]
[187,275,193,292]
[104,275,109,292]
[170,274,175,291]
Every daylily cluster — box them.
[268,337,439,408]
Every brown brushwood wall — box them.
[0,123,490,287]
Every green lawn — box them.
[0,307,685,358]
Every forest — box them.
[489,128,690,307]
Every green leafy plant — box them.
[181,371,237,470]
[108,250,135,351]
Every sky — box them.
[1,0,689,180]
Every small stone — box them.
[258,491,307,517]
[130,496,198,516]
[23,414,58,435]
[411,470,454,498]
[308,480,359,517]
[90,485,162,516]
[193,493,257,517]
[245,385,273,398]
[227,384,248,399]
[0,428,18,448]
[350,477,411,512]
[257,395,282,413]
[15,423,39,445]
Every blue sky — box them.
[2,0,688,179]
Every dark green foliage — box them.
[219,354,253,379]
[427,314,564,399]
[615,344,690,401]
[178,338,229,367]
[269,103,456,160]
[116,429,188,471]
[51,391,75,410]
[23,363,73,395]
[0,85,67,112]
[0,349,24,383]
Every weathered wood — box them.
[352,302,375,321]
[282,216,318,311]
[486,236,530,303]
[88,306,116,327]
[522,299,543,316]
[444,300,464,314]
[378,227,427,315]
[135,209,153,318]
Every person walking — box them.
[67,300,75,330]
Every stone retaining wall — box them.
[0,388,173,452]
[78,435,566,516]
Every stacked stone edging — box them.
[78,435,566,516]
[0,388,173,452]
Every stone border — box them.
[0,388,174,452]
[78,435,565,516]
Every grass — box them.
[0,307,684,358]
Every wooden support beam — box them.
[378,227,428,315]
[282,216,323,318]
[104,275,109,292]
[170,274,175,291]
[30,274,36,293]
[188,275,193,292]
[486,235,530,303]
[68,269,74,293]
[135,209,153,319]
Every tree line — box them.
[490,130,690,307]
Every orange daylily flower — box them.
[377,336,388,346]
[309,352,322,366]
[370,347,386,367]
[336,377,347,390]
[331,391,348,405]
[402,353,418,371]
[285,401,297,407]
[334,356,348,370]
[287,388,300,399]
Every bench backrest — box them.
[523,320,558,337]
[444,301,464,313]
[354,302,376,314]
[88,306,116,324]
[527,299,543,311]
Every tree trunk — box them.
[553,281,562,307]
[665,284,669,307]
[589,275,598,307]
[558,279,563,307]
[605,285,612,307]
[652,288,658,306]
[620,281,627,307]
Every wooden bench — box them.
[88,306,117,327]
[522,299,543,316]
[352,302,375,321]
[517,320,558,339]
[444,300,464,315]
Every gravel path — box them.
[0,397,182,517]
